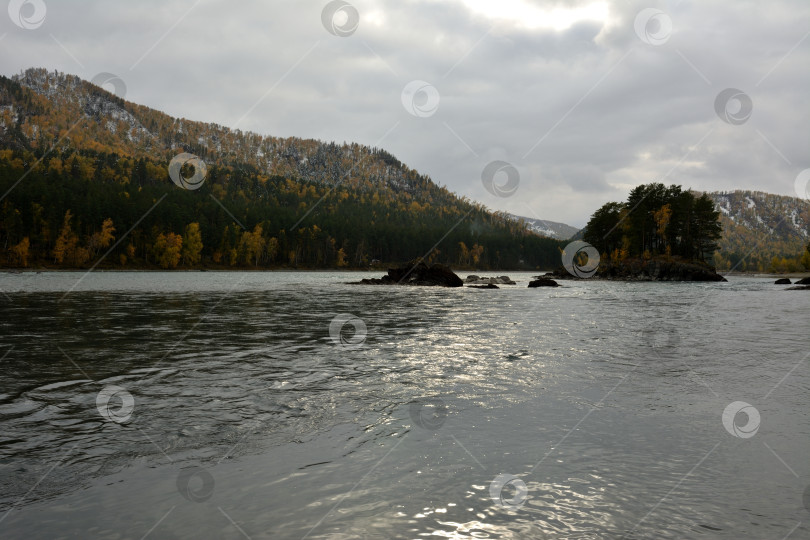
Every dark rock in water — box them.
[774,278,792,285]
[357,276,394,285]
[388,261,463,287]
[528,278,559,288]
[468,283,499,289]
[786,285,810,290]
[795,276,810,285]
[353,261,463,287]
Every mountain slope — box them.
[704,190,809,272]
[0,68,564,270]
[508,214,580,240]
[2,68,431,193]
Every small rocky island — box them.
[578,184,729,282]
[596,258,726,281]
[548,257,727,282]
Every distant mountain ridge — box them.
[508,214,579,240]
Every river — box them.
[0,271,807,539]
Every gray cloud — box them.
[2,0,807,226]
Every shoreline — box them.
[2,267,808,280]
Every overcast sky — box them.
[2,0,808,226]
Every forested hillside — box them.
[0,68,563,270]
[705,190,810,272]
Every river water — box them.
[0,271,807,539]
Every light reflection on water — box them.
[0,271,808,539]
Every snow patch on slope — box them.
[508,214,580,240]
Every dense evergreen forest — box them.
[582,183,723,263]
[0,148,568,269]
[0,70,565,270]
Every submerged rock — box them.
[464,275,516,285]
[786,285,810,290]
[468,283,499,289]
[353,261,463,287]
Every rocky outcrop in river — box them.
[353,261,463,287]
[528,277,559,287]
[465,275,516,285]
